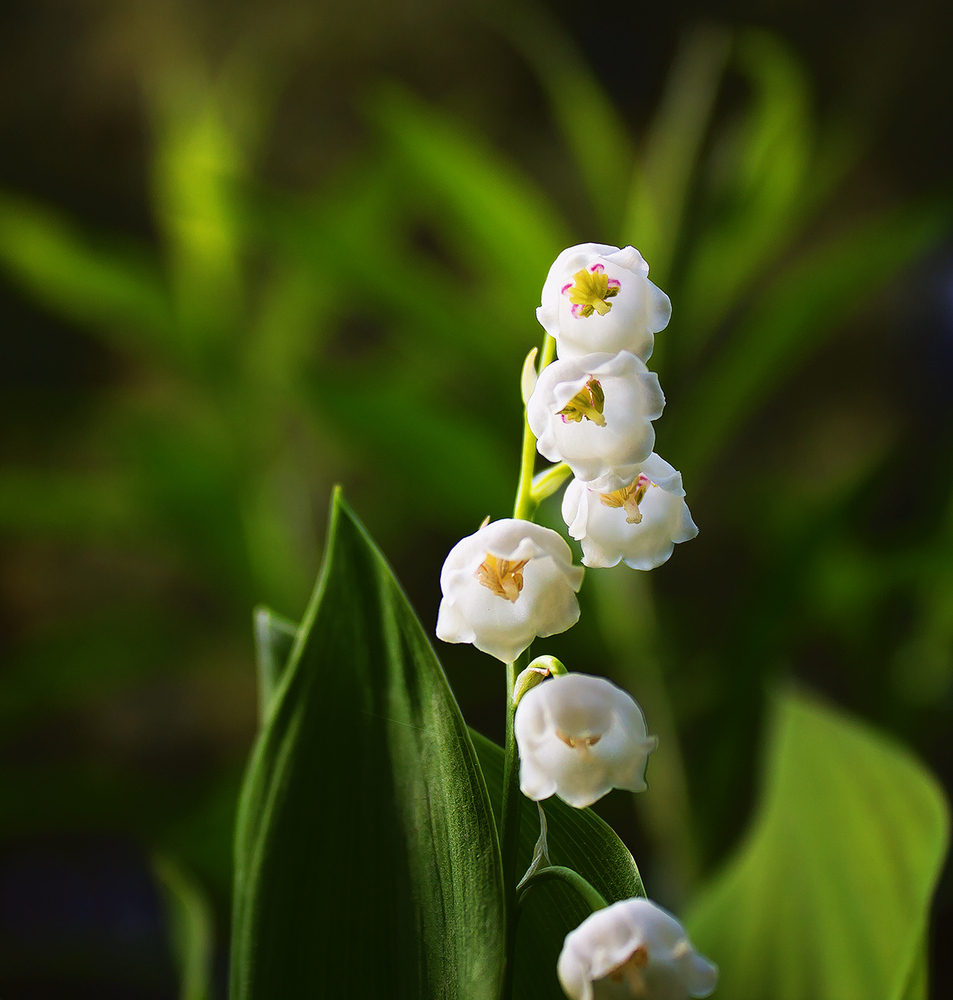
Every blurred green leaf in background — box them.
[687,691,949,1000]
[0,0,951,995]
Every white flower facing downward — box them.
[558,899,718,1000]
[562,454,698,570]
[526,352,665,483]
[436,519,584,663]
[515,673,657,808]
[537,244,672,363]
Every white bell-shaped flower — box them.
[562,455,698,570]
[436,519,584,663]
[537,244,672,363]
[558,898,718,1000]
[526,351,665,483]
[514,673,657,808]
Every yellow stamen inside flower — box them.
[556,731,602,751]
[557,377,606,426]
[475,553,529,602]
[567,266,620,317]
[599,476,653,523]
[607,945,650,993]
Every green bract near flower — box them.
[515,672,657,808]
[562,454,698,570]
[526,351,665,483]
[537,244,672,363]
[558,899,718,1000]
[436,518,584,663]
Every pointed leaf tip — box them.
[233,497,505,1000]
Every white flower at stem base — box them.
[514,672,657,808]
[558,898,718,1000]
[562,454,698,570]
[526,351,665,483]
[436,519,584,663]
[537,244,672,363]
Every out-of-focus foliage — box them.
[0,3,951,995]
[155,855,215,1000]
[686,691,949,1000]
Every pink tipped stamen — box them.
[607,278,621,289]
[561,282,573,295]
[589,263,605,273]
[570,303,584,318]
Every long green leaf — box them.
[251,619,645,1000]
[473,731,645,1000]
[673,196,953,477]
[686,691,950,1000]
[625,25,731,287]
[251,605,297,725]
[149,80,247,353]
[679,30,813,344]
[154,854,215,1000]
[231,489,505,1000]
[370,87,570,305]
[0,194,174,350]
[494,6,634,237]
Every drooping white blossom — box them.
[537,244,672,363]
[526,351,665,483]
[514,673,657,808]
[562,454,698,570]
[436,519,584,663]
[558,898,718,1000]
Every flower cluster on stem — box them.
[435,242,714,1000]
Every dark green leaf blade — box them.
[251,605,297,724]
[472,730,645,1000]
[685,691,950,1000]
[154,854,215,1000]
[231,490,505,1000]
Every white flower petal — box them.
[538,243,671,362]
[515,673,655,809]
[436,519,584,663]
[562,463,697,572]
[558,899,718,1000]
[527,351,665,483]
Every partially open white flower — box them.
[537,244,672,363]
[558,898,718,1000]
[526,352,665,483]
[436,519,584,663]
[515,673,657,808]
[562,455,698,570]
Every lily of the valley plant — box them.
[437,243,714,999]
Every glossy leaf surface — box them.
[232,490,505,1000]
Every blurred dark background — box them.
[1,0,952,996]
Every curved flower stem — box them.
[500,656,527,891]
[513,333,556,521]
[516,865,608,914]
[501,651,529,1000]
[502,331,557,999]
